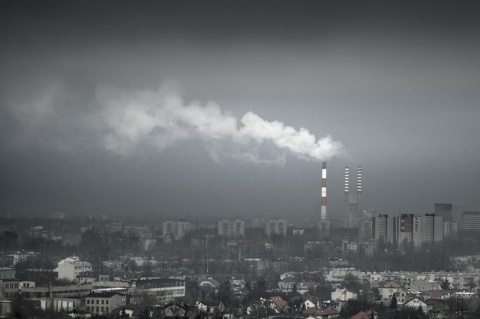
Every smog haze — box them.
[1,1,480,219]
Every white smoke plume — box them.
[97,85,344,164]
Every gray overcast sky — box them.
[1,1,480,221]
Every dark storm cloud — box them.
[1,0,480,218]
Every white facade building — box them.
[56,256,92,281]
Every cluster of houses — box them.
[272,268,479,318]
[1,253,480,318]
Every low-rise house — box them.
[404,297,428,314]
[305,307,339,318]
[331,287,357,302]
[303,297,321,310]
[421,290,452,300]
[410,279,440,292]
[85,292,126,315]
[269,296,288,313]
[322,300,340,312]
[198,277,220,289]
[278,277,296,293]
[196,301,225,315]
[297,282,316,295]
[352,310,378,319]
[394,288,408,304]
[378,281,403,302]
[111,304,144,318]
[315,307,340,319]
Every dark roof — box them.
[86,291,123,298]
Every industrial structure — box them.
[317,161,330,237]
[344,165,364,228]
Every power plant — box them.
[317,162,364,233]
[344,165,363,228]
[317,161,330,236]
[320,161,327,221]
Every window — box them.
[106,300,109,304]
[101,300,104,304]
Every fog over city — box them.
[1,1,480,219]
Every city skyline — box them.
[1,1,480,218]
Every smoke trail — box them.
[97,85,344,163]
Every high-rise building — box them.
[462,211,480,231]
[162,220,191,241]
[372,214,395,244]
[443,220,458,237]
[420,214,443,244]
[218,219,245,237]
[358,219,373,243]
[434,203,453,222]
[265,219,288,237]
[398,214,414,246]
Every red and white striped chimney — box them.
[320,161,327,221]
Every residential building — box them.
[443,221,458,237]
[331,288,357,301]
[162,220,192,241]
[0,280,19,300]
[397,214,414,247]
[265,219,288,237]
[372,214,395,244]
[218,219,245,237]
[378,281,403,302]
[85,292,126,315]
[462,211,480,231]
[434,203,453,222]
[0,268,15,279]
[421,214,443,244]
[404,297,428,314]
[410,280,440,292]
[56,256,92,281]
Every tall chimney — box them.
[357,166,363,213]
[320,161,327,221]
[344,166,350,228]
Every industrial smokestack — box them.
[344,166,350,227]
[320,161,327,221]
[357,166,363,212]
